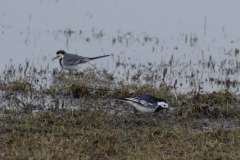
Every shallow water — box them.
[1,0,240,94]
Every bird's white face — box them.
[53,53,64,60]
[157,101,168,109]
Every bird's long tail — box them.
[89,55,110,60]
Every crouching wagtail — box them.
[111,94,169,114]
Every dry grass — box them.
[0,110,240,159]
[0,61,240,159]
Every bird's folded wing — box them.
[139,100,153,106]
[65,56,90,65]
[125,97,140,103]
[126,97,153,107]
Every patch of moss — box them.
[70,83,89,98]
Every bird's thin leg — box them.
[74,71,79,79]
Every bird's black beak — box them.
[52,57,57,61]
[165,108,170,113]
